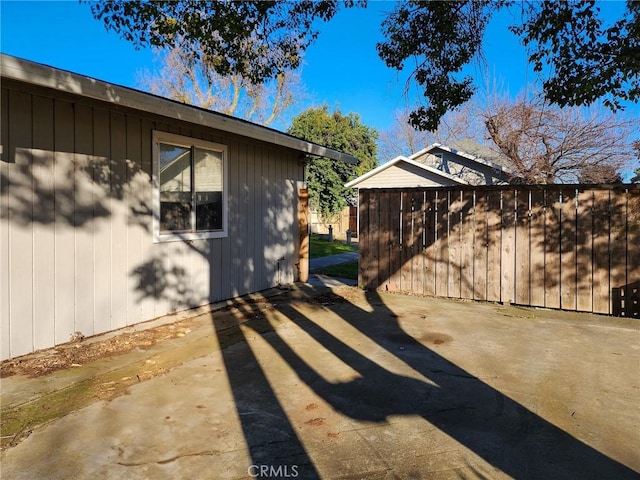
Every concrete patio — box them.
[1,283,639,479]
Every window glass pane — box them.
[159,143,191,232]
[194,147,223,231]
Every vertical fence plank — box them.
[515,189,531,305]
[377,191,391,290]
[423,190,436,296]
[624,189,639,318]
[411,191,425,295]
[545,189,562,309]
[560,188,578,311]
[529,189,546,307]
[610,189,628,288]
[486,190,502,302]
[400,191,413,291]
[367,192,379,290]
[460,190,475,299]
[448,190,463,298]
[592,190,611,314]
[610,189,628,314]
[358,190,369,288]
[575,189,594,312]
[388,191,403,291]
[501,189,516,303]
[473,191,488,301]
[435,191,449,297]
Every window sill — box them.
[153,230,228,243]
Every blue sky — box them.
[1,1,637,137]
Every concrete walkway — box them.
[2,284,639,479]
[309,252,358,272]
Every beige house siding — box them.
[1,79,304,359]
[354,163,459,189]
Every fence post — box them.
[298,188,309,283]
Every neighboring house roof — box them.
[345,155,468,189]
[411,139,514,174]
[448,138,513,171]
[0,54,358,165]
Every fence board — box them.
[434,191,449,297]
[411,191,425,295]
[367,192,379,290]
[544,190,562,309]
[515,189,531,305]
[575,190,594,312]
[610,190,628,296]
[460,190,475,299]
[560,189,577,311]
[400,191,413,291]
[448,190,463,298]
[529,190,546,307]
[362,185,636,316]
[423,191,436,296]
[388,191,402,291]
[377,191,391,290]
[623,189,639,318]
[592,190,610,314]
[486,190,502,302]
[501,190,516,303]
[358,190,369,287]
[473,191,488,301]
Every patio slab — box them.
[1,284,639,479]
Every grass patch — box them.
[309,236,358,258]
[313,260,358,280]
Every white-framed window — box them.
[152,131,228,242]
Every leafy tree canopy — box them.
[378,0,640,130]
[87,0,360,83]
[89,1,640,131]
[287,106,378,219]
[631,141,640,183]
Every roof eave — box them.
[0,54,358,165]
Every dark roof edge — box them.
[0,54,358,164]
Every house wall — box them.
[413,151,510,185]
[355,162,460,189]
[1,80,304,360]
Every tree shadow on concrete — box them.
[228,285,638,479]
[210,302,321,480]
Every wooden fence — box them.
[358,185,640,317]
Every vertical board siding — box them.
[9,90,34,357]
[360,185,639,316]
[53,99,78,345]
[32,95,56,350]
[2,86,304,360]
[0,87,11,359]
[74,104,96,337]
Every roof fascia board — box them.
[1,54,357,165]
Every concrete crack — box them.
[117,449,220,466]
